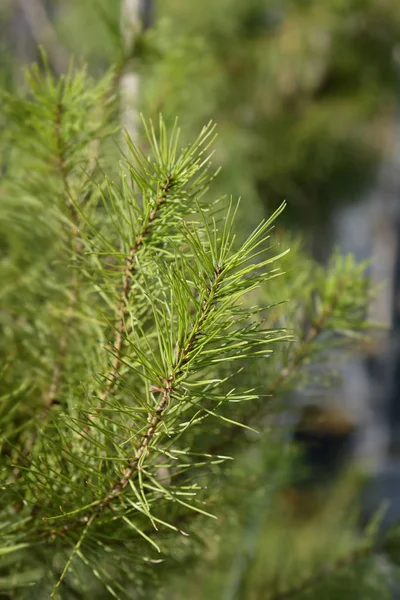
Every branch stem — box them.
[99,176,172,403]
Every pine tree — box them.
[0,57,399,600]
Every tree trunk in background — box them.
[120,0,142,144]
[331,113,400,471]
[16,0,68,74]
[9,2,38,86]
[368,111,400,457]
[120,0,153,143]
[388,221,400,453]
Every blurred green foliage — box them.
[4,0,400,249]
[1,1,400,598]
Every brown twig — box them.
[98,175,172,404]
[100,380,172,508]
[44,99,80,409]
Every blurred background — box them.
[1,1,400,598]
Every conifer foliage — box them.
[0,59,395,599]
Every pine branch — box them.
[101,263,223,506]
[268,272,349,396]
[86,117,218,417]
[269,543,374,600]
[4,61,117,486]
[0,93,376,598]
[208,272,350,456]
[30,199,286,571]
[13,94,83,472]
[54,263,224,537]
